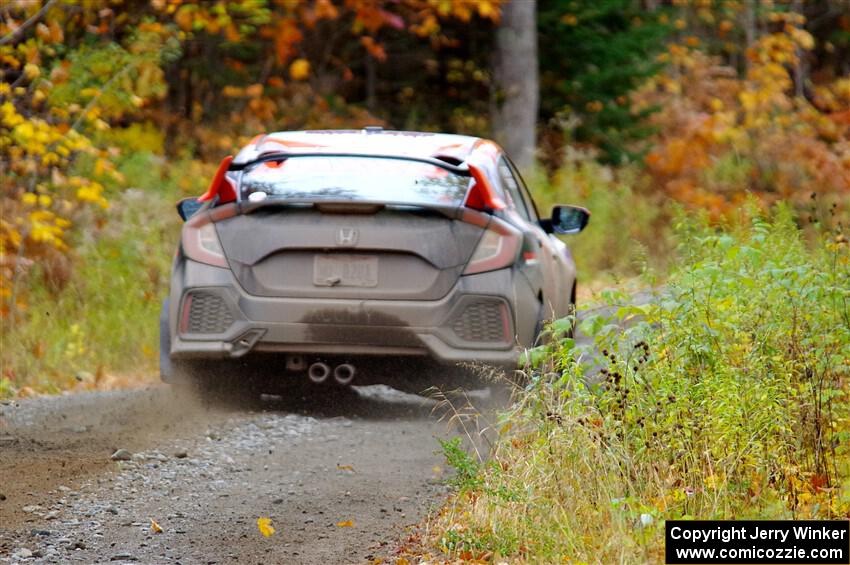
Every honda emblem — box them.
[335,227,358,247]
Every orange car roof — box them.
[232,129,490,166]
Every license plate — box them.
[313,255,378,287]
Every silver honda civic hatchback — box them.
[160,129,588,396]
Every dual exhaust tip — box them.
[307,362,355,386]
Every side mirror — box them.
[176,198,204,221]
[550,205,590,234]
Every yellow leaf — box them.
[23,63,40,80]
[48,19,64,43]
[150,518,163,533]
[336,520,354,527]
[245,83,263,98]
[36,22,51,41]
[477,1,496,19]
[289,58,310,81]
[257,517,275,537]
[336,464,355,472]
[175,6,194,31]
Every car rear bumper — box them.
[168,260,538,367]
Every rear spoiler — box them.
[230,151,470,175]
[202,151,506,213]
[237,197,465,222]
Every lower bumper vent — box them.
[184,291,234,334]
[451,301,507,343]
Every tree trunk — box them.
[493,0,538,171]
[791,0,807,99]
[366,54,377,114]
[743,0,758,74]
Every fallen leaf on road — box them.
[257,517,275,537]
[150,518,163,533]
[336,464,355,472]
[336,520,354,527]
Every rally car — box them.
[160,128,588,395]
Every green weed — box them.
[430,204,850,563]
[440,437,485,491]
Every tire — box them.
[159,299,176,383]
[160,298,244,401]
[159,299,207,387]
[566,282,577,338]
[532,299,547,346]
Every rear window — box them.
[240,156,470,206]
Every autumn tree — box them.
[639,7,850,217]
[149,0,502,156]
[0,2,177,318]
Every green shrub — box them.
[434,205,850,563]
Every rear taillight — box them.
[182,213,228,268]
[463,219,521,275]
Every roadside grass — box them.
[427,205,850,563]
[526,158,671,286]
[0,152,207,396]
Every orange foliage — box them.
[158,0,501,79]
[638,14,850,219]
[147,0,504,159]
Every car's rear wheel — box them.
[166,358,249,404]
[159,299,175,383]
[161,299,268,404]
[566,281,577,338]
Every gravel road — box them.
[0,382,491,564]
[0,290,657,564]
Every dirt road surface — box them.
[0,383,489,564]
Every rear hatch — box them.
[215,206,484,300]
[216,153,489,300]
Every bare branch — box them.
[0,0,58,47]
[70,62,137,132]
